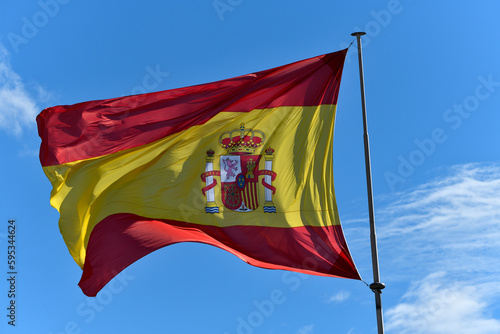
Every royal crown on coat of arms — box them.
[201,123,277,214]
[219,123,266,155]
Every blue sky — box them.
[1,1,500,333]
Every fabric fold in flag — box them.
[37,48,361,297]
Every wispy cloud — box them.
[18,143,39,157]
[386,272,500,334]
[326,290,350,304]
[371,163,500,333]
[296,324,314,334]
[377,163,500,281]
[0,44,46,135]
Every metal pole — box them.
[351,31,385,334]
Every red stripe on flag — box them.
[78,213,360,296]
[38,50,346,166]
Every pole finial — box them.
[351,32,366,37]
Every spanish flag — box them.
[37,49,360,296]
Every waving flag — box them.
[37,49,360,296]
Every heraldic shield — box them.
[201,123,277,214]
[220,155,262,212]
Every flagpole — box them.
[351,32,385,334]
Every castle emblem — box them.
[201,123,277,214]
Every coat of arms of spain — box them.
[201,123,277,214]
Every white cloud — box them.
[327,290,350,304]
[18,144,39,157]
[0,44,45,135]
[377,163,500,280]
[370,163,500,333]
[296,324,314,334]
[386,272,500,334]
